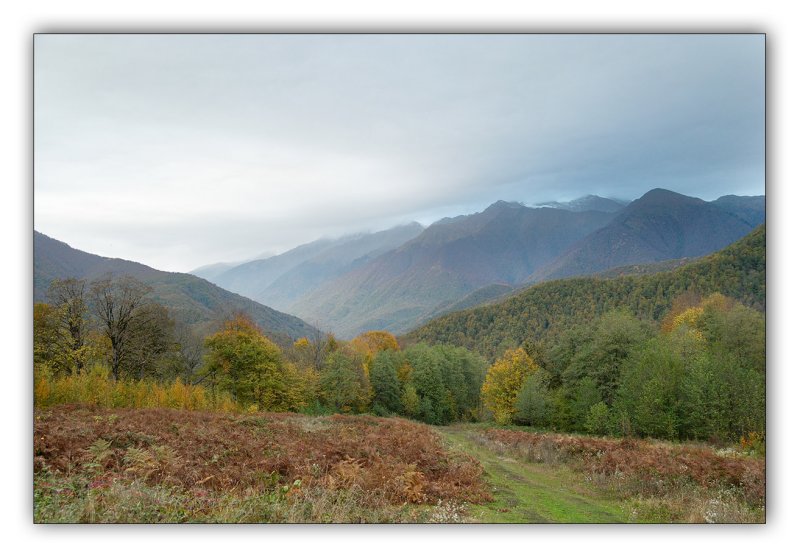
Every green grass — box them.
[437,425,629,523]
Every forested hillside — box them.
[34,231,319,342]
[408,225,765,361]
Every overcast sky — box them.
[34,34,765,272]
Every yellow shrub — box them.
[33,365,242,413]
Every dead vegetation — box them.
[34,404,489,522]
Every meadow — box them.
[34,402,764,523]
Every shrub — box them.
[34,363,239,412]
[585,402,611,435]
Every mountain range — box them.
[527,189,764,282]
[288,202,618,337]
[34,231,319,343]
[187,189,763,339]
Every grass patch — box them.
[438,427,627,523]
[447,424,765,523]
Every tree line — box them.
[33,274,487,425]
[480,293,765,443]
[34,275,765,442]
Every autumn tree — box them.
[173,322,206,382]
[351,330,400,374]
[122,302,179,380]
[46,278,90,374]
[89,275,153,380]
[481,347,539,425]
[289,327,331,372]
[201,314,306,411]
[33,302,59,369]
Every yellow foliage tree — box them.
[350,330,400,376]
[202,314,308,411]
[480,347,539,425]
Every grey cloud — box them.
[34,34,764,271]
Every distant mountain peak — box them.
[489,200,526,209]
[633,188,704,207]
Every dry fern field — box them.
[33,405,488,523]
[33,405,765,523]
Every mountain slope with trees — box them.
[34,231,319,342]
[407,225,765,361]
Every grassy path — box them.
[438,426,630,523]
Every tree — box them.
[585,402,611,435]
[514,371,551,427]
[481,347,539,425]
[173,322,205,382]
[562,311,653,406]
[202,314,306,411]
[121,303,178,380]
[351,330,400,378]
[614,331,700,439]
[436,345,487,421]
[400,383,420,417]
[568,376,603,431]
[33,302,60,369]
[351,330,399,357]
[46,278,90,374]
[319,349,371,413]
[405,344,449,424]
[89,275,153,380]
[290,327,331,372]
[369,350,403,415]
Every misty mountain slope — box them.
[34,231,319,342]
[190,262,239,282]
[207,223,424,308]
[254,222,425,311]
[527,189,761,283]
[711,194,766,227]
[210,237,342,300]
[289,202,616,337]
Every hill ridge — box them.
[34,231,319,343]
